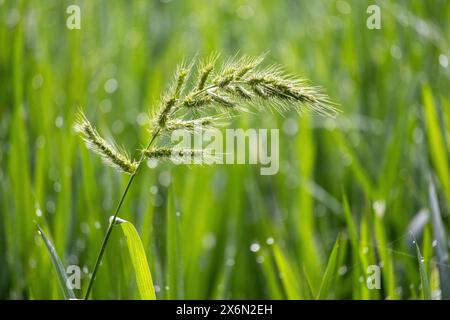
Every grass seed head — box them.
[74,112,137,174]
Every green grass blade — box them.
[36,224,75,300]
[422,86,450,204]
[114,217,156,300]
[166,187,184,299]
[413,236,431,300]
[317,235,341,300]
[373,207,397,299]
[272,245,302,299]
[428,176,450,299]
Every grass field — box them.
[0,0,449,300]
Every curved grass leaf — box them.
[428,176,450,299]
[422,86,450,204]
[166,187,184,299]
[317,235,341,299]
[272,244,302,299]
[36,224,76,300]
[413,237,431,300]
[113,217,156,300]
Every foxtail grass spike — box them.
[76,53,338,299]
[74,112,137,174]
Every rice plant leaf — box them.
[428,176,450,299]
[422,86,450,204]
[343,195,363,298]
[166,187,184,299]
[272,244,302,299]
[316,235,341,300]
[413,237,431,300]
[334,132,374,196]
[36,224,76,300]
[373,206,397,299]
[114,217,156,300]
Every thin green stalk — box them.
[84,129,160,300]
[79,54,336,299]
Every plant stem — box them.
[84,129,161,300]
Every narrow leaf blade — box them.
[115,218,156,300]
[413,237,431,300]
[36,224,76,300]
[317,235,341,300]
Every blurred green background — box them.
[0,0,449,299]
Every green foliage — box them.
[414,236,431,300]
[36,225,76,300]
[0,0,449,300]
[114,218,156,300]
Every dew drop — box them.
[158,171,172,187]
[282,118,298,136]
[236,5,254,19]
[373,200,386,217]
[336,0,351,14]
[250,242,260,253]
[136,113,149,126]
[226,258,235,267]
[150,185,158,195]
[104,78,118,94]
[202,233,216,250]
[36,135,46,149]
[53,181,61,193]
[55,116,64,128]
[439,54,448,68]
[338,265,348,276]
[80,222,90,235]
[32,74,44,90]
[29,259,37,269]
[100,99,112,113]
[147,159,158,169]
[46,200,55,214]
[112,120,124,134]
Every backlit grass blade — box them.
[317,235,341,300]
[413,236,431,300]
[342,194,364,298]
[257,247,284,299]
[428,176,450,299]
[422,86,450,204]
[113,217,156,300]
[373,206,397,299]
[166,187,184,299]
[36,224,76,300]
[272,244,302,299]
